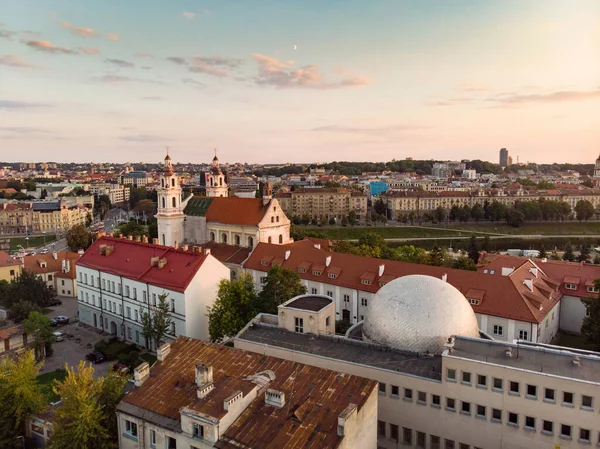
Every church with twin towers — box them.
[155,150,292,250]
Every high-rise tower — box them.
[499,148,509,167]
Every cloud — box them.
[60,21,97,37]
[0,126,51,135]
[119,134,169,142]
[491,89,600,104]
[252,53,370,89]
[105,58,135,68]
[24,40,77,54]
[182,11,196,19]
[79,47,101,55]
[167,56,187,65]
[182,78,206,88]
[107,33,119,41]
[0,100,53,110]
[94,75,163,84]
[140,96,163,100]
[310,124,427,136]
[134,52,154,58]
[0,29,17,40]
[167,55,242,78]
[456,83,491,92]
[0,55,42,69]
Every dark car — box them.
[86,352,105,364]
[48,318,58,327]
[54,316,69,325]
[47,298,63,306]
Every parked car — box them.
[48,318,58,327]
[86,352,105,364]
[47,298,63,306]
[54,315,69,325]
[53,331,64,342]
[112,363,130,376]
[40,249,49,254]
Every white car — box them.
[53,331,64,342]
[40,249,49,254]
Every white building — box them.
[461,169,477,180]
[205,153,229,197]
[76,236,229,348]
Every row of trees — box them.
[291,209,359,227]
[0,271,58,323]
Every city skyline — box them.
[1,0,599,164]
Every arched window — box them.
[271,217,274,223]
[171,178,175,187]
[162,197,166,208]
[222,233,227,243]
[279,234,283,244]
[172,197,176,208]
[210,178,214,186]
[161,234,166,245]
[276,216,279,223]
[268,236,272,244]
[210,232,215,242]
[274,206,277,212]
[248,237,254,247]
[219,177,223,186]
[235,235,240,245]
[161,179,164,188]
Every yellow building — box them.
[0,250,22,282]
[0,201,91,234]
[277,187,368,221]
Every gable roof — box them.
[119,337,376,449]
[244,243,561,324]
[200,242,252,265]
[76,237,209,292]
[24,251,80,279]
[0,250,21,268]
[206,197,271,226]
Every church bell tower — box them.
[205,149,228,197]
[156,148,184,247]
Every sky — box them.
[1,0,599,165]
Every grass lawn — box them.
[451,222,600,236]
[304,226,475,240]
[140,353,157,365]
[9,235,57,251]
[554,333,600,353]
[37,369,67,403]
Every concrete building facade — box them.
[276,187,368,221]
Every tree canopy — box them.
[66,224,92,252]
[0,270,57,322]
[23,311,54,360]
[581,280,600,345]
[256,265,307,314]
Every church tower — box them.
[156,148,184,247]
[594,154,600,179]
[205,150,228,197]
[262,180,273,206]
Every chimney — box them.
[195,363,213,387]
[337,403,357,437]
[135,235,141,242]
[193,246,201,253]
[541,258,547,263]
[150,256,159,267]
[284,250,291,260]
[99,244,107,255]
[501,267,515,276]
[378,264,385,277]
[182,244,188,251]
[152,238,159,245]
[157,258,167,269]
[52,252,58,260]
[133,362,150,387]
[174,241,179,249]
[443,336,455,353]
[441,273,447,282]
[127,235,133,241]
[265,389,286,408]
[203,248,211,256]
[325,255,332,267]
[156,343,171,361]
[105,246,114,256]
[142,235,148,243]
[505,347,513,358]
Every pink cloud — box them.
[182,11,196,19]
[24,40,77,54]
[60,21,97,37]
[0,54,42,69]
[107,33,119,41]
[79,47,101,55]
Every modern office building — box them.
[500,148,509,167]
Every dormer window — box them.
[40,262,47,268]
[565,283,577,290]
[328,273,337,279]
[468,298,480,305]
[193,423,204,439]
[313,270,321,276]
[587,286,599,293]
[361,279,371,285]
[261,261,270,267]
[298,267,306,273]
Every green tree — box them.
[66,224,92,252]
[134,199,155,215]
[467,235,480,264]
[562,242,575,262]
[7,300,41,323]
[85,213,92,227]
[207,275,258,342]
[97,194,112,219]
[470,204,484,222]
[538,245,548,259]
[434,206,446,224]
[328,217,336,225]
[505,208,525,228]
[0,350,45,448]
[581,281,600,344]
[23,311,54,360]
[452,257,477,271]
[358,232,385,249]
[347,210,357,226]
[594,254,600,265]
[428,245,446,266]
[581,179,594,188]
[152,294,174,349]
[575,200,595,222]
[373,199,386,216]
[578,244,591,263]
[482,235,491,252]
[536,180,555,189]
[257,265,307,314]
[140,311,155,349]
[1,270,57,316]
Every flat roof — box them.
[451,337,600,384]
[238,323,442,381]
[285,295,332,312]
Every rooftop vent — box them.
[523,279,534,292]
[128,235,133,241]
[265,389,285,408]
[203,248,211,256]
[52,252,58,260]
[193,246,201,253]
[325,256,332,267]
[378,264,385,277]
[314,244,321,250]
[157,258,167,269]
[150,256,159,267]
[157,343,170,361]
[223,390,243,411]
[529,267,538,278]
[174,241,179,249]
[284,250,291,260]
[142,235,149,244]
[152,238,159,245]
[195,363,213,387]
[541,258,547,263]
[441,273,447,282]
[182,244,188,251]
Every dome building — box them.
[362,274,479,354]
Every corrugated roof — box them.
[184,197,213,217]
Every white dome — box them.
[363,274,479,354]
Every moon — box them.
[293,44,297,50]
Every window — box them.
[377,420,386,437]
[417,391,426,404]
[135,330,140,343]
[416,431,426,448]
[313,270,322,276]
[446,397,455,411]
[343,294,350,303]
[134,310,139,322]
[459,445,469,449]
[126,307,131,319]
[170,322,175,335]
[193,423,204,439]
[476,405,486,419]
[235,235,240,245]
[390,385,399,398]
[170,298,175,313]
[325,316,330,327]
[430,436,441,449]
[127,327,132,339]
[579,428,590,442]
[476,374,487,388]
[150,429,156,448]
[361,279,371,285]
[390,424,399,441]
[294,317,304,333]
[404,388,413,401]
[492,377,503,391]
[260,276,267,284]
[431,394,440,407]
[402,428,412,445]
[544,388,555,402]
[143,291,147,302]
[581,395,593,409]
[222,233,227,244]
[461,401,471,415]
[444,439,455,449]
[562,391,574,406]
[152,293,156,305]
[361,298,368,307]
[446,368,456,381]
[587,285,599,293]
[328,273,337,279]
[518,329,529,340]
[509,381,519,395]
[525,416,535,430]
[311,287,318,294]
[560,424,572,439]
[508,412,518,427]
[542,420,553,435]
[565,283,577,290]
[493,325,503,336]
[461,371,471,385]
[526,384,537,399]
[124,420,137,438]
[48,274,53,281]
[102,279,106,289]
[326,290,333,297]
[491,409,502,423]
[125,286,130,297]
[378,383,386,395]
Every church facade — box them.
[156,152,292,249]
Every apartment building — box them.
[23,251,81,297]
[235,285,600,449]
[88,182,130,205]
[76,236,229,348]
[0,250,21,282]
[276,187,368,221]
[121,171,151,188]
[0,200,91,234]
[116,337,377,449]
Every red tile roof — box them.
[0,250,21,268]
[76,237,209,292]
[205,197,271,226]
[23,251,80,279]
[244,243,561,323]
[121,337,376,449]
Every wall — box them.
[337,385,378,449]
[537,301,560,343]
[278,302,335,335]
[56,277,77,297]
[206,222,258,248]
[0,264,20,282]
[560,295,587,335]
[184,215,208,245]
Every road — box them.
[374,234,600,242]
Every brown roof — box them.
[23,252,81,279]
[205,197,271,226]
[244,243,561,324]
[286,295,332,312]
[0,326,23,340]
[121,337,376,449]
[201,242,251,265]
[0,250,21,268]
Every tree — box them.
[562,242,575,262]
[7,300,41,323]
[207,275,258,342]
[85,213,92,227]
[505,208,525,228]
[1,270,57,317]
[66,224,92,252]
[452,257,476,271]
[471,204,484,222]
[328,217,336,225]
[582,179,594,188]
[347,210,357,226]
[428,245,446,266]
[581,281,600,344]
[151,294,174,349]
[97,194,112,219]
[23,311,54,360]
[578,244,591,263]
[257,265,307,314]
[134,199,155,215]
[50,361,126,449]
[537,180,555,189]
[0,350,46,448]
[467,235,480,264]
[140,311,155,349]
[434,206,446,224]
[373,199,386,216]
[594,254,600,265]
[538,245,548,259]
[482,235,491,252]
[575,200,595,222]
